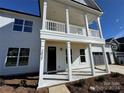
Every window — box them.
[13,19,24,32]
[19,48,30,66]
[80,49,86,63]
[66,49,73,64]
[6,48,19,66]
[13,19,33,32]
[6,48,30,67]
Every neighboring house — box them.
[0,0,111,88]
[106,37,124,64]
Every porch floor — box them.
[38,67,107,88]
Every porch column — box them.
[42,0,47,30]
[38,39,46,87]
[67,42,72,81]
[88,44,95,76]
[65,8,70,33]
[84,14,90,36]
[102,45,110,73]
[97,17,103,38]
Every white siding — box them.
[0,12,42,75]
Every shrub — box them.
[95,76,105,82]
[111,72,121,78]
[19,80,27,87]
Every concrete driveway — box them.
[96,65,124,74]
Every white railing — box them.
[46,20,66,33]
[70,25,86,35]
[45,20,100,37]
[90,29,100,37]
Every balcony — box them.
[45,20,100,38]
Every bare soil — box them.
[0,72,124,93]
[66,72,124,93]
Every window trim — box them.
[5,48,30,67]
[13,18,33,33]
[80,49,86,63]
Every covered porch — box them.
[38,40,110,88]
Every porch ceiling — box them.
[47,0,97,26]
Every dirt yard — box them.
[66,72,124,93]
[0,72,124,93]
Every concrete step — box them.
[49,85,70,93]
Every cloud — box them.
[119,26,123,29]
[115,19,120,23]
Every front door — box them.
[47,47,56,72]
[106,52,111,64]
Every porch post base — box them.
[88,44,95,76]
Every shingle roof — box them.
[116,37,124,43]
[106,38,113,42]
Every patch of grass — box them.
[95,76,105,82]
[111,72,121,78]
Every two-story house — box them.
[0,0,111,88]
[106,37,124,64]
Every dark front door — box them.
[47,47,56,72]
[106,52,111,64]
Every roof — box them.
[106,38,113,42]
[0,7,40,17]
[71,0,102,12]
[116,37,124,43]
[0,0,102,17]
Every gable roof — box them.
[116,37,124,43]
[71,0,102,12]
[106,38,113,42]
[0,7,40,17]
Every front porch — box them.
[38,40,110,88]
[39,67,107,88]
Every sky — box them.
[0,0,124,39]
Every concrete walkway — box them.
[49,85,70,93]
[96,65,124,74]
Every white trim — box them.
[102,45,110,73]
[40,31,105,44]
[67,42,72,81]
[97,17,103,38]
[88,44,95,76]
[42,0,47,30]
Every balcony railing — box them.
[90,29,100,37]
[45,20,100,37]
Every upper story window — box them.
[13,19,33,32]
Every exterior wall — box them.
[0,12,42,75]
[44,42,90,73]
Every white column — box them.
[102,45,110,73]
[67,42,72,81]
[38,39,46,87]
[65,8,70,33]
[88,44,95,76]
[97,17,103,38]
[42,0,47,30]
[84,14,90,36]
